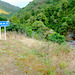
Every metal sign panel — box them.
[0,21,9,27]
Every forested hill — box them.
[0,0,20,18]
[18,0,75,17]
[9,0,75,43]
[18,0,57,16]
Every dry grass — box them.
[0,9,11,14]
[0,32,75,75]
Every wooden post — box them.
[0,27,1,40]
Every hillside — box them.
[10,0,75,43]
[0,9,10,14]
[0,0,75,75]
[18,0,56,17]
[0,0,20,18]
[0,32,75,75]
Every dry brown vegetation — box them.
[0,9,10,14]
[0,32,75,75]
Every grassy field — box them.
[0,32,75,75]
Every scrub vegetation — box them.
[9,0,75,42]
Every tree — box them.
[24,12,31,20]
[36,13,48,25]
[0,16,7,21]
[70,0,75,7]
[32,21,49,34]
[46,0,51,4]
[11,15,20,23]
[44,4,57,23]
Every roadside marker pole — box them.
[0,21,9,40]
[0,27,1,40]
[4,26,6,40]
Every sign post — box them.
[0,26,1,40]
[4,26,6,40]
[0,21,9,40]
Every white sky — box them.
[1,0,33,8]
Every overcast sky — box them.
[1,0,33,8]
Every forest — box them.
[0,0,75,44]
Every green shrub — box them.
[32,21,45,30]
[32,21,49,34]
[29,16,35,24]
[26,26,33,37]
[0,16,7,21]
[62,1,69,10]
[1,28,4,32]
[45,30,65,44]
[7,22,19,31]
[58,22,69,36]
[36,13,48,25]
[7,22,25,33]
[46,0,51,4]
[24,12,31,20]
[59,62,67,69]
[11,15,20,23]
[34,33,42,40]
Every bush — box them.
[26,26,33,37]
[62,1,69,10]
[7,22,25,33]
[32,21,49,34]
[7,22,18,31]
[11,15,20,23]
[58,22,69,36]
[24,12,31,20]
[1,28,4,32]
[59,62,67,69]
[0,16,7,21]
[72,27,75,39]
[46,0,51,4]
[27,16,35,25]
[36,13,48,25]
[45,30,65,44]
[29,16,35,24]
[34,33,42,40]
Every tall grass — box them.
[0,32,74,75]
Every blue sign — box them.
[0,21,9,27]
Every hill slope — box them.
[0,9,10,14]
[0,32,75,75]
[0,0,20,18]
[18,0,55,16]
[10,0,75,42]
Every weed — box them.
[10,45,15,48]
[65,68,70,75]
[32,49,38,55]
[18,54,26,58]
[59,62,67,69]
[8,51,13,54]
[40,53,45,57]
[1,50,7,53]
[2,47,6,50]
[72,68,75,75]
